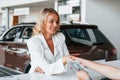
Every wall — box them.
[86,0,120,59]
[19,5,54,23]
[19,8,43,23]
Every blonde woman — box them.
[27,8,73,75]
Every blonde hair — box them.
[32,8,60,36]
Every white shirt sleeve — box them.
[27,35,68,75]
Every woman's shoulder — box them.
[27,35,42,43]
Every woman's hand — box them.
[35,67,45,74]
[62,55,76,65]
[71,57,84,64]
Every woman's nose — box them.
[53,22,58,27]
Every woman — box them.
[27,8,73,75]
[74,57,120,80]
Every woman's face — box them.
[44,13,60,35]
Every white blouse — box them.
[27,32,69,75]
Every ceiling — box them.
[2,0,55,10]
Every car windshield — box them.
[4,27,22,41]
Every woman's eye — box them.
[50,21,53,23]
[56,21,59,24]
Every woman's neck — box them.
[43,33,52,41]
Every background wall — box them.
[19,8,45,23]
[86,0,120,59]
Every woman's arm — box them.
[76,58,120,80]
[76,70,90,80]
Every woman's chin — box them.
[51,31,57,35]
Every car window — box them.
[92,29,110,44]
[4,27,22,41]
[64,28,93,45]
[66,28,90,41]
[22,27,33,39]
